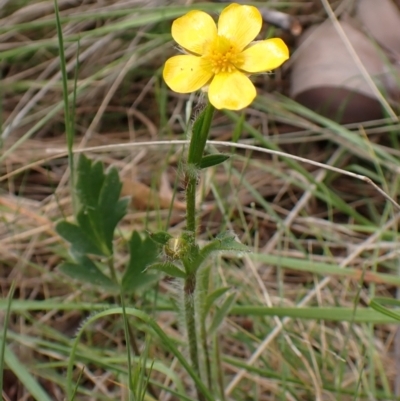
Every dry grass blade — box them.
[3,139,395,210]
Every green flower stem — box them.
[183,101,215,400]
[186,102,215,234]
[184,273,199,367]
[186,176,197,234]
[184,272,206,401]
[201,318,212,391]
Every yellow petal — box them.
[172,10,217,55]
[240,38,289,73]
[208,71,256,110]
[163,55,213,93]
[217,4,262,51]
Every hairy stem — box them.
[201,318,212,391]
[184,273,205,401]
[183,101,214,401]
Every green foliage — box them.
[0,283,15,394]
[75,155,129,256]
[56,155,129,257]
[56,221,105,256]
[57,154,157,293]
[203,287,231,319]
[162,231,249,277]
[199,153,230,169]
[191,231,249,272]
[122,231,160,293]
[130,338,153,401]
[370,297,400,322]
[149,230,173,246]
[147,262,186,279]
[7,0,400,397]
[208,292,236,336]
[187,103,215,165]
[3,345,53,401]
[58,253,118,291]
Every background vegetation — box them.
[1,0,400,400]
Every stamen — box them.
[203,35,244,75]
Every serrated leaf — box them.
[215,231,250,253]
[98,168,128,253]
[147,262,186,279]
[208,292,237,336]
[76,212,109,256]
[149,231,173,246]
[122,231,159,293]
[192,232,249,272]
[76,155,105,210]
[71,155,128,257]
[58,255,117,291]
[56,221,104,256]
[199,154,230,169]
[204,287,231,319]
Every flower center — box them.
[203,35,244,75]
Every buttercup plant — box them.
[56,3,288,400]
[155,3,289,399]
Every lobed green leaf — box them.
[56,221,104,256]
[58,254,117,291]
[122,231,159,293]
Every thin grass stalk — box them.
[68,307,215,401]
[53,0,77,212]
[0,282,15,394]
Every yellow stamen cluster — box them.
[203,36,244,74]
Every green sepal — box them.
[58,253,118,291]
[199,154,230,169]
[122,231,159,293]
[149,231,173,246]
[147,262,187,279]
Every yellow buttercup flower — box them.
[163,3,289,110]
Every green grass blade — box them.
[67,307,214,401]
[4,345,53,401]
[0,282,15,393]
[54,0,76,211]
